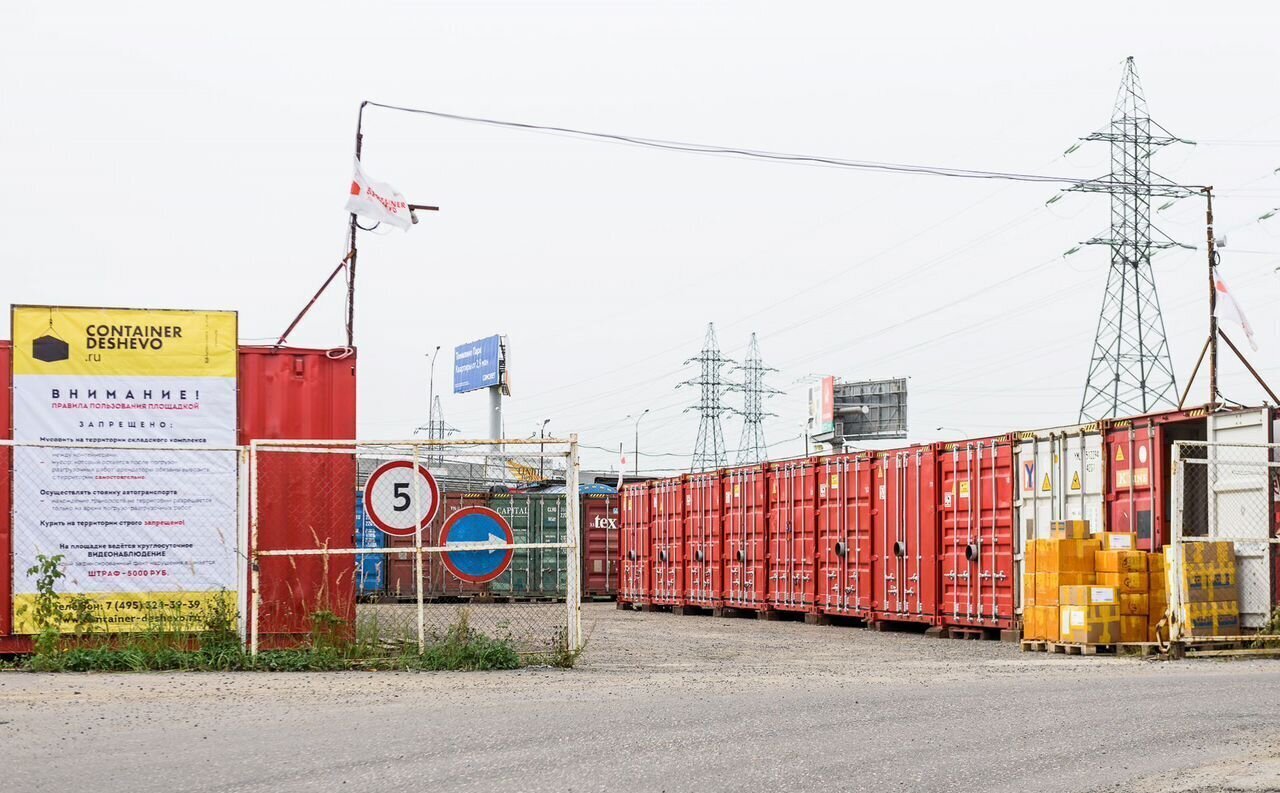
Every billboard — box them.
[453,334,503,394]
[809,376,835,435]
[10,305,239,633]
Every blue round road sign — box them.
[440,507,514,584]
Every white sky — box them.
[4,2,1279,473]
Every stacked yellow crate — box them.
[1148,552,1167,641]
[1059,585,1120,643]
[1094,538,1147,643]
[1164,541,1241,637]
[1028,520,1100,642]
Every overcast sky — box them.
[4,2,1279,473]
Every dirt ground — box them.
[2,602,1279,792]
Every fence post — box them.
[566,435,582,652]
[237,446,251,646]
[413,443,426,654]
[249,441,261,657]
[1169,441,1185,643]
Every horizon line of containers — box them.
[617,403,1280,636]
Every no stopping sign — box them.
[363,460,440,537]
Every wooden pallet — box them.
[1021,640,1161,656]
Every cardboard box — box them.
[1036,572,1095,605]
[1179,567,1239,604]
[1097,571,1149,594]
[1059,585,1117,606]
[1025,540,1038,575]
[1023,573,1037,606]
[1094,532,1136,551]
[1120,615,1147,643]
[1177,601,1241,637]
[1050,520,1091,540]
[1095,550,1148,573]
[1119,593,1149,616]
[1040,539,1102,573]
[1181,541,1237,568]
[1060,603,1121,644]
[1148,552,1165,574]
[1024,605,1059,641]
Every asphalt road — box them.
[3,603,1279,793]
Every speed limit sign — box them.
[363,460,440,537]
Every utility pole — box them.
[679,323,734,472]
[1205,188,1218,408]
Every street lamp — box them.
[426,345,441,439]
[539,418,551,480]
[626,409,649,477]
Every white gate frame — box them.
[1169,440,1280,643]
[247,435,582,657]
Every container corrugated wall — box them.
[618,483,651,605]
[355,491,385,597]
[874,446,937,624]
[649,478,685,606]
[581,494,619,598]
[816,453,874,620]
[1104,407,1208,551]
[239,346,357,641]
[936,436,1016,631]
[490,493,568,598]
[767,459,818,613]
[722,465,768,611]
[682,471,723,609]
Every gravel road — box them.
[2,602,1278,792]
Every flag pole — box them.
[345,101,368,350]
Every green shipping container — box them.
[488,494,568,597]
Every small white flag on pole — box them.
[345,158,413,230]
[1213,266,1258,351]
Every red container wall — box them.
[683,471,722,608]
[722,465,768,610]
[1105,408,1207,551]
[0,342,11,638]
[386,493,488,598]
[767,459,818,613]
[874,447,938,624]
[650,477,685,606]
[240,346,357,639]
[618,483,651,604]
[936,438,1016,630]
[581,494,619,598]
[816,453,875,619]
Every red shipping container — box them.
[240,346,357,642]
[767,459,818,613]
[873,446,938,624]
[936,437,1016,631]
[618,482,651,605]
[649,477,685,606]
[581,494,620,599]
[385,493,488,598]
[816,453,875,619]
[1105,407,1208,551]
[682,471,722,609]
[722,465,768,611]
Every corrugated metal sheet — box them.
[581,494,619,598]
[240,346,357,641]
[649,478,684,606]
[874,446,937,624]
[682,471,723,609]
[355,492,385,596]
[767,459,818,613]
[816,453,874,619]
[722,465,768,611]
[618,483,651,605]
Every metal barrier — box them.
[1169,441,1280,644]
[249,436,583,657]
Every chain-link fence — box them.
[249,437,582,657]
[1169,441,1280,643]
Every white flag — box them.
[344,158,413,230]
[1213,266,1258,351]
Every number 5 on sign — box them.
[363,461,440,537]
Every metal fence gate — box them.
[249,437,583,657]
[1169,441,1280,643]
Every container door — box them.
[619,486,650,603]
[877,449,936,622]
[724,468,767,609]
[650,479,684,605]
[1206,408,1273,628]
[684,474,722,607]
[768,461,817,612]
[818,455,873,617]
[1106,420,1159,550]
[939,440,1015,629]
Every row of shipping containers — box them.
[619,405,1280,633]
[355,492,622,601]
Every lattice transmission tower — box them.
[730,333,781,465]
[679,322,734,471]
[1068,56,1189,422]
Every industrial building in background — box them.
[680,322,734,471]
[731,332,781,464]
[1068,57,1187,422]
[808,376,908,450]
